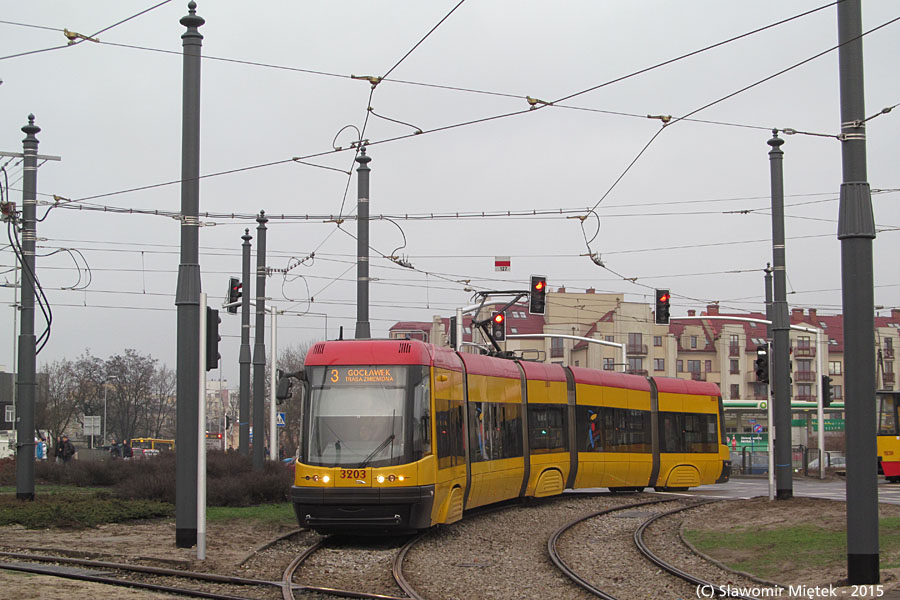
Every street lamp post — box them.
[103,376,118,446]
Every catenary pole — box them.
[14,115,40,502]
[764,264,775,500]
[768,130,792,500]
[837,0,879,584]
[269,308,278,461]
[252,211,268,470]
[239,229,252,456]
[175,0,204,548]
[355,147,371,339]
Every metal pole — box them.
[269,308,277,461]
[197,293,207,560]
[252,211,268,470]
[455,308,463,351]
[764,264,775,500]
[768,130,792,500]
[15,115,40,502]
[239,229,252,456]
[175,1,204,549]
[837,0,878,583]
[816,329,825,479]
[103,385,108,447]
[355,147,371,339]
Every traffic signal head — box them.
[755,344,769,383]
[206,307,221,371]
[655,289,671,324]
[226,277,242,314]
[822,375,833,408]
[529,275,547,315]
[491,311,506,342]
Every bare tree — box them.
[35,359,79,441]
[276,342,311,458]
[68,351,106,418]
[105,349,158,443]
[146,364,176,439]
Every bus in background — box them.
[130,438,174,458]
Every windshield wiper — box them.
[357,434,395,468]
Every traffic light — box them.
[755,344,769,383]
[491,311,506,342]
[226,277,242,314]
[822,375,833,408]
[655,289,670,324]
[449,316,458,349]
[529,275,547,315]
[206,307,221,371]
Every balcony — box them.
[753,393,769,401]
[626,369,648,376]
[626,344,648,355]
[796,394,816,402]
[885,372,896,385]
[729,345,741,357]
[794,371,816,382]
[885,347,895,359]
[794,346,816,357]
[690,371,706,381]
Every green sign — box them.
[727,433,768,450]
[790,419,845,432]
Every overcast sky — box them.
[2,0,898,385]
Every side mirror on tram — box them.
[276,372,294,402]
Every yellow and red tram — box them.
[877,390,900,482]
[291,339,730,534]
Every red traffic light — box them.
[657,292,670,302]
[493,312,505,324]
[534,280,545,292]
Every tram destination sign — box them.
[328,367,397,384]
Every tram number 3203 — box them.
[340,469,367,480]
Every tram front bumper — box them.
[291,484,436,534]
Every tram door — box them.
[432,367,467,524]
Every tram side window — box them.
[528,404,567,454]
[684,414,719,453]
[601,408,651,453]
[470,402,523,462]
[436,397,465,468]
[659,412,684,453]
[878,394,898,436]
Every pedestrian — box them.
[54,436,64,463]
[109,439,121,459]
[121,441,133,459]
[60,435,76,464]
[34,436,44,460]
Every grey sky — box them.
[1,0,898,384]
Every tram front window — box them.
[306,365,411,468]
[878,392,898,436]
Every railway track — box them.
[548,496,761,600]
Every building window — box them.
[4,405,13,424]
[797,383,813,401]
[691,335,698,349]
[705,360,712,372]
[676,360,683,373]
[464,326,472,334]
[550,337,564,358]
[730,359,740,374]
[574,360,579,367]
[627,357,644,374]
[603,358,615,371]
[654,358,665,371]
[833,385,842,399]
[687,360,701,373]
[797,336,811,350]
[653,335,662,347]
[829,361,842,376]
[729,334,740,355]
[730,384,740,400]
[754,382,767,398]
[798,359,813,373]
[605,335,615,343]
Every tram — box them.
[290,339,730,534]
[877,390,900,482]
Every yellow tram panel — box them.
[526,453,570,496]
[526,379,568,405]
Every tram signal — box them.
[491,311,506,342]
[755,344,769,383]
[226,277,242,313]
[822,375,833,408]
[655,289,670,324]
[529,275,547,315]
[206,307,221,371]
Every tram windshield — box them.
[305,365,428,468]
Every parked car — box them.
[808,454,846,470]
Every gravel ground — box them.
[4,492,900,599]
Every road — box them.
[667,475,900,504]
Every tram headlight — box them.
[398,475,405,482]
[322,475,330,483]
[377,475,385,483]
